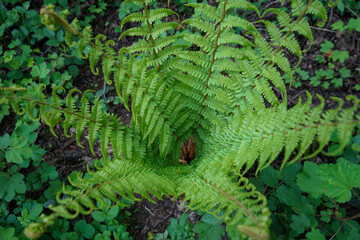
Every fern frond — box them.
[178,171,270,239]
[200,94,359,175]
[52,158,177,219]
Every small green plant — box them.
[331,18,360,32]
[163,213,195,240]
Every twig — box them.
[153,213,172,228]
[144,206,155,216]
[310,26,337,33]
[326,7,333,29]
[345,5,360,19]
[329,222,344,240]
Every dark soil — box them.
[11,0,360,239]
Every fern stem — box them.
[0,87,27,91]
[202,0,227,95]
[351,188,360,201]
[344,212,360,221]
[142,1,158,62]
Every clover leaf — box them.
[5,135,32,164]
[74,220,95,239]
[30,62,50,79]
[0,226,18,240]
[0,172,26,202]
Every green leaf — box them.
[0,173,26,202]
[337,0,344,13]
[106,206,119,220]
[309,76,321,87]
[306,229,325,240]
[322,81,330,89]
[281,162,302,185]
[0,226,18,240]
[9,39,21,49]
[68,65,79,77]
[320,209,332,223]
[0,134,10,149]
[319,40,334,53]
[39,162,59,182]
[276,185,302,207]
[6,149,23,163]
[93,211,106,222]
[331,50,349,63]
[261,165,279,187]
[6,10,20,25]
[74,220,95,239]
[201,213,224,225]
[290,213,310,234]
[347,18,360,32]
[298,159,360,203]
[29,203,43,221]
[331,78,342,88]
[0,105,10,123]
[193,221,224,240]
[5,136,32,164]
[317,158,360,203]
[44,180,62,200]
[30,62,51,79]
[331,20,347,31]
[339,67,351,78]
[296,162,324,199]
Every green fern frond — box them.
[200,94,359,175]
[178,171,270,238]
[52,158,177,219]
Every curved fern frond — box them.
[200,94,359,176]
[51,158,177,219]
[178,170,270,239]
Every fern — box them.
[1,0,358,239]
